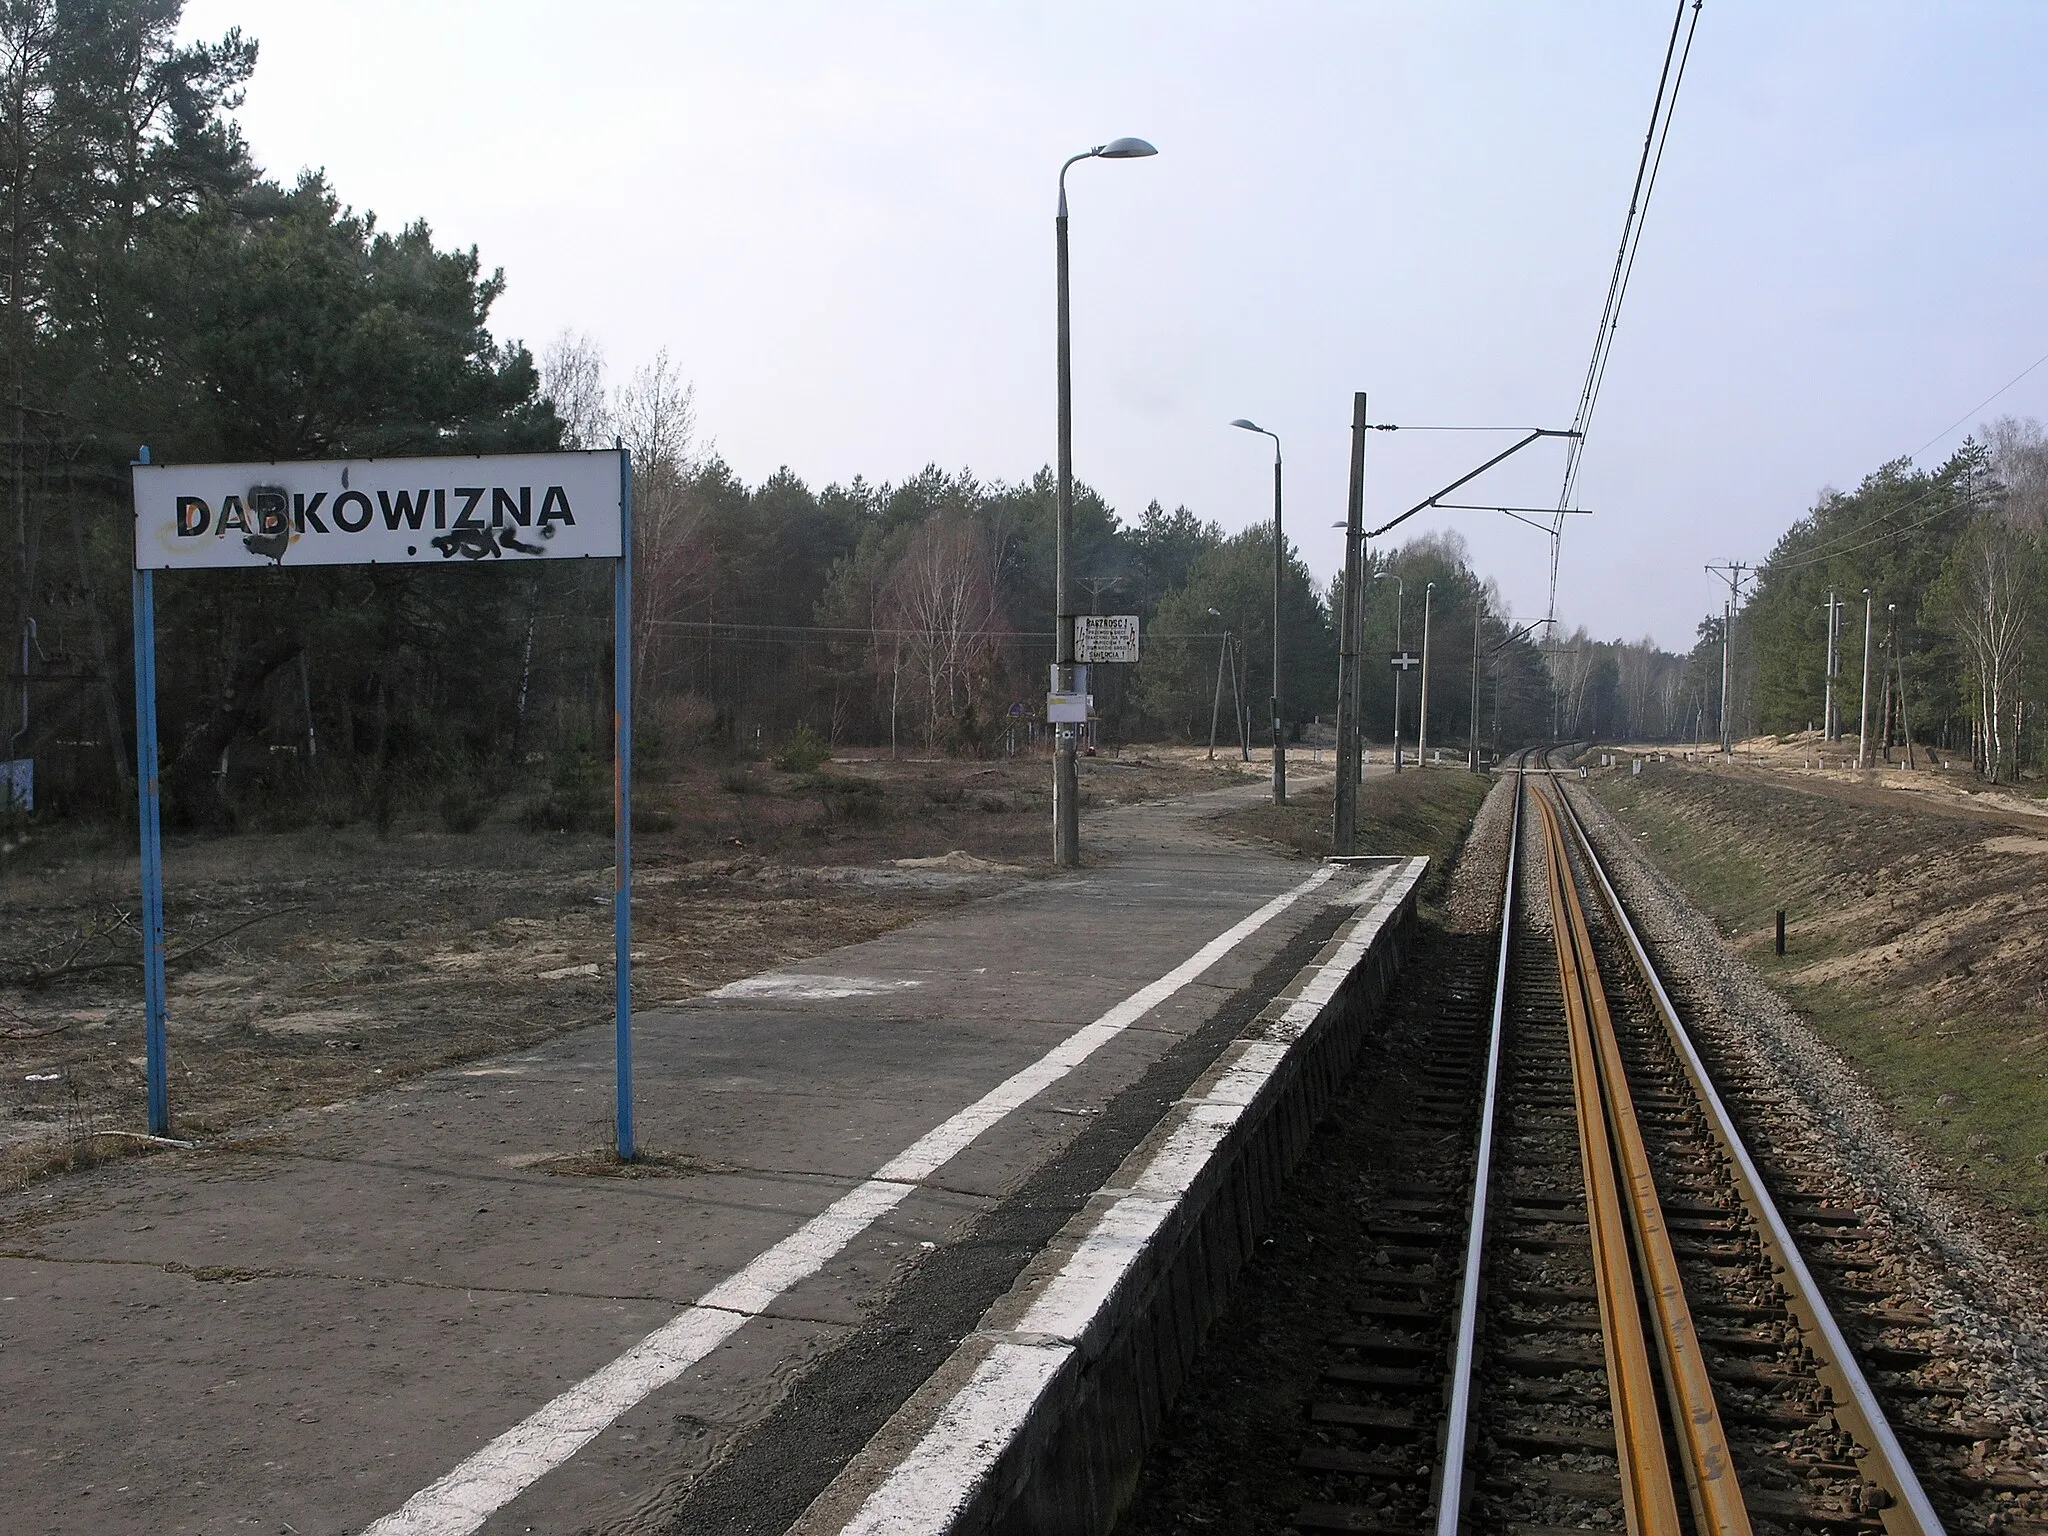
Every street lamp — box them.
[1374,571,1404,772]
[1418,581,1435,765]
[1230,417,1285,804]
[1053,136,1156,867]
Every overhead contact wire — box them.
[1548,0,1704,622]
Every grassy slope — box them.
[1217,768,1493,913]
[1592,766,2048,1236]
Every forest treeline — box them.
[1710,423,2048,782]
[2,2,1665,834]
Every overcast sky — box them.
[177,1,2048,651]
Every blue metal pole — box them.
[132,565,169,1135]
[613,447,635,1161]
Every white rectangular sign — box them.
[133,450,625,570]
[1074,614,1140,663]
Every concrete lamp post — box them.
[1053,136,1156,867]
[1230,418,1286,805]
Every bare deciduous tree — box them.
[1943,514,2032,782]
[616,352,705,712]
[880,514,1006,749]
[539,330,610,449]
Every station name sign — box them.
[133,449,626,570]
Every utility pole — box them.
[1208,631,1230,761]
[1894,610,1916,770]
[1229,418,1286,803]
[1705,561,1750,755]
[1468,599,1483,772]
[1857,588,1873,770]
[1821,589,1843,741]
[1078,575,1123,614]
[1333,392,1367,854]
[1376,572,1404,772]
[1417,581,1436,764]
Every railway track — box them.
[1287,754,1994,1536]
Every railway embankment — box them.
[1575,763,2048,1519]
[1587,757,2048,1245]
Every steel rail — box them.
[1430,761,1525,1534]
[1555,778,1947,1535]
[1536,787,1685,1534]
[1545,786,1754,1536]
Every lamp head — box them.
[1229,418,1263,434]
[1095,137,1157,159]
[1207,607,1222,617]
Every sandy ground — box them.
[1611,726,2048,822]
[0,750,1243,1190]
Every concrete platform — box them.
[0,780,1410,1535]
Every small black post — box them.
[1774,909,1786,956]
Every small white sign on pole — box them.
[133,450,625,569]
[1074,615,1140,664]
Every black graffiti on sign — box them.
[432,527,504,560]
[242,485,290,562]
[172,484,579,559]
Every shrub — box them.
[522,745,605,832]
[438,790,489,833]
[816,773,887,825]
[775,724,831,773]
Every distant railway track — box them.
[1284,750,2031,1535]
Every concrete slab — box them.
[0,779,1376,1535]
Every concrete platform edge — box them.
[791,855,1429,1536]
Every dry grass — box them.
[1214,767,1495,911]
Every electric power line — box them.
[1547,0,1705,623]
[1909,347,2048,461]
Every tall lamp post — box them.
[1053,136,1156,867]
[1417,581,1435,765]
[1230,418,1286,804]
[1375,571,1404,771]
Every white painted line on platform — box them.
[361,864,1341,1536]
[832,857,1426,1536]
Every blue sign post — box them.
[129,447,637,1156]
[611,448,636,1160]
